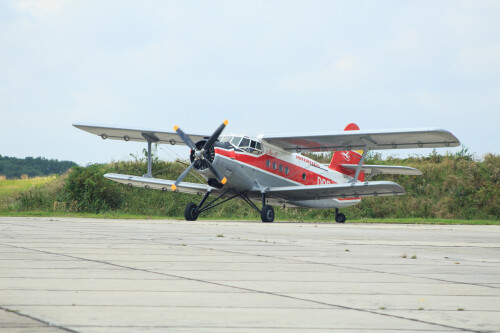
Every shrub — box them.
[62,165,123,213]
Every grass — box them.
[0,210,180,219]
[0,176,58,210]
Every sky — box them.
[1,0,499,165]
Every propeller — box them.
[171,120,228,191]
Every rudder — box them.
[328,123,365,182]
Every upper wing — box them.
[262,128,460,152]
[73,123,207,145]
[104,173,215,195]
[341,164,422,176]
[267,181,405,201]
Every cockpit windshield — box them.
[219,135,262,155]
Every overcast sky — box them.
[1,0,499,165]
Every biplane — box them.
[74,121,460,222]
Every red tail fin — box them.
[328,123,365,181]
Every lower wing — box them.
[104,173,215,195]
[267,181,405,201]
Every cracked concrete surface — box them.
[1,217,499,332]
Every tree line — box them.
[0,155,76,179]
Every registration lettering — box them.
[317,177,332,185]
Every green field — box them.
[0,176,58,210]
[1,151,499,224]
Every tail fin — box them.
[328,123,365,182]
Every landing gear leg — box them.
[335,208,346,223]
[261,193,274,223]
[183,189,275,223]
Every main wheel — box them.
[335,213,346,223]
[261,205,275,223]
[184,202,199,221]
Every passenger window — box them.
[279,164,283,172]
[285,166,289,175]
[266,160,270,168]
[302,173,306,180]
[273,162,277,170]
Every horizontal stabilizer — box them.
[340,164,422,176]
[73,124,207,145]
[267,181,405,201]
[104,173,214,194]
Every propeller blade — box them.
[173,125,196,150]
[204,159,227,185]
[171,162,194,191]
[203,120,228,151]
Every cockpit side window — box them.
[239,137,250,148]
[230,136,242,146]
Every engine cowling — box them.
[190,139,215,171]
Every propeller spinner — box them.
[171,120,228,191]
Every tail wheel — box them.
[335,213,346,223]
[261,205,275,223]
[184,202,199,221]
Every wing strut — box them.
[349,139,374,183]
[141,132,159,178]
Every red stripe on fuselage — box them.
[215,148,361,201]
[215,148,335,186]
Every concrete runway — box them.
[1,217,499,332]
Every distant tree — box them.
[0,155,76,179]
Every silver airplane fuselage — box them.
[194,137,361,209]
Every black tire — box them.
[261,205,275,223]
[335,213,346,223]
[184,202,199,221]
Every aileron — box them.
[262,128,460,152]
[267,181,406,201]
[104,173,214,195]
[73,124,207,146]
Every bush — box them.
[9,151,500,221]
[62,165,123,213]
